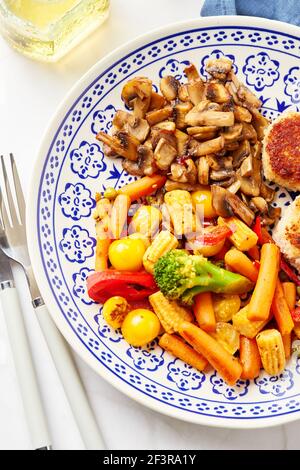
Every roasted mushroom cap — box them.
[251,107,270,140]
[175,129,189,155]
[240,155,253,178]
[170,158,197,184]
[146,105,174,126]
[211,185,255,225]
[233,105,252,123]
[121,77,152,117]
[122,159,144,176]
[151,127,176,150]
[226,191,255,226]
[211,185,233,217]
[232,140,251,168]
[137,146,157,176]
[250,196,268,214]
[178,84,190,102]
[174,102,193,129]
[122,145,157,176]
[260,182,275,202]
[185,108,235,127]
[160,76,180,101]
[149,92,167,110]
[125,115,150,142]
[206,81,230,103]
[154,138,177,171]
[237,84,262,109]
[205,57,233,80]
[195,157,209,185]
[222,123,243,143]
[210,169,235,181]
[184,63,201,81]
[96,130,139,161]
[112,110,151,143]
[189,135,225,156]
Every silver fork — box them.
[0,153,105,450]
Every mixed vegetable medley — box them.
[86,57,300,386]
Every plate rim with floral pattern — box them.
[27,16,300,429]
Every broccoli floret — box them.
[154,249,253,305]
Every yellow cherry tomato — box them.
[192,187,216,218]
[102,296,130,329]
[108,238,146,271]
[121,309,161,347]
[128,232,151,249]
[131,205,162,236]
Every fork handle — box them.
[35,303,106,450]
[0,285,51,450]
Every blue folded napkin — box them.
[201,0,300,26]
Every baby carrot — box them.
[271,280,294,336]
[239,336,261,380]
[193,292,216,332]
[118,174,166,202]
[282,333,292,359]
[225,248,259,282]
[159,333,208,371]
[110,194,131,239]
[282,282,296,311]
[179,321,242,385]
[247,243,280,321]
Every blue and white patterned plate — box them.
[28,16,300,428]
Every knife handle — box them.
[0,285,51,449]
[34,302,106,450]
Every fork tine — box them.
[0,155,19,227]
[10,153,26,225]
[0,168,11,230]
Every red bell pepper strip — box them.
[194,225,233,247]
[280,258,300,287]
[253,260,261,271]
[253,216,273,245]
[252,216,263,244]
[87,270,158,303]
[291,307,300,322]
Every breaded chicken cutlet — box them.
[262,112,300,192]
[273,196,300,272]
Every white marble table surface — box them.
[0,0,299,450]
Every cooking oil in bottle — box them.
[0,0,110,61]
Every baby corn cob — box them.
[93,197,112,221]
[164,190,194,237]
[256,329,285,375]
[232,305,269,339]
[143,230,178,274]
[110,194,131,239]
[149,291,193,334]
[95,237,111,271]
[159,333,208,371]
[218,216,258,251]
